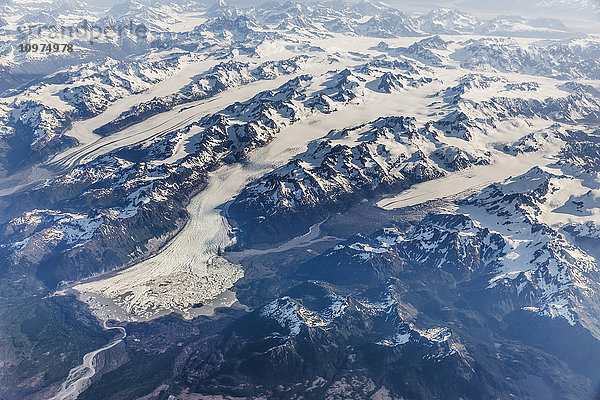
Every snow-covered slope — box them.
[1,2,600,398]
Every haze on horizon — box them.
[101,0,600,33]
[3,0,598,32]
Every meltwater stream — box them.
[49,321,126,400]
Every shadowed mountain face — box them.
[1,0,600,399]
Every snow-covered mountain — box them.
[451,37,600,80]
[0,54,185,177]
[229,114,488,241]
[94,56,310,136]
[417,8,481,34]
[1,1,600,399]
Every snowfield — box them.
[4,2,600,399]
[376,142,560,210]
[72,33,600,322]
[72,55,458,321]
[1,1,598,329]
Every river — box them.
[48,321,126,400]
